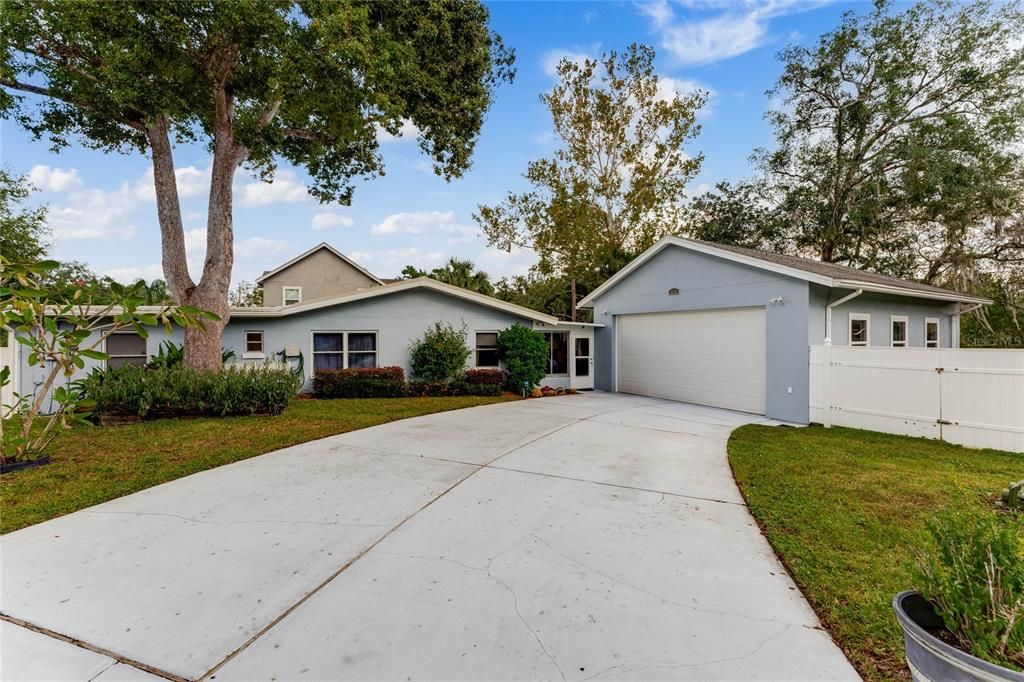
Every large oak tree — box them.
[1,0,513,368]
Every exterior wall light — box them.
[769,296,785,305]
[668,287,680,296]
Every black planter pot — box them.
[893,591,1024,682]
[0,455,51,474]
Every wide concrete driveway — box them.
[1,392,858,681]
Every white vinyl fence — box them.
[0,331,16,411]
[810,345,1024,453]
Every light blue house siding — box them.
[588,244,962,425]
[590,245,811,423]
[807,285,958,348]
[165,288,535,390]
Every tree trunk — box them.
[147,97,239,370]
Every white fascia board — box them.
[834,280,992,305]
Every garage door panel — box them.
[616,308,765,414]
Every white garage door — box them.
[616,307,765,414]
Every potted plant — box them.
[894,506,1023,681]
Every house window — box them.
[244,330,264,358]
[312,332,377,373]
[283,286,302,306]
[106,332,147,369]
[475,332,500,368]
[891,315,908,347]
[543,332,569,375]
[925,318,940,348]
[849,314,870,346]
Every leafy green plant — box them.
[1,258,213,463]
[913,507,1024,670]
[497,324,547,391]
[146,341,235,369]
[408,322,471,382]
[464,368,504,385]
[79,363,301,418]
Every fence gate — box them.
[810,346,1024,453]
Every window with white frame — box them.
[312,331,377,372]
[282,286,302,306]
[849,313,870,346]
[925,318,940,348]
[475,332,500,367]
[106,332,147,369]
[244,330,264,358]
[890,315,908,347]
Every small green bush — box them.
[497,324,547,391]
[80,363,301,418]
[409,322,471,382]
[914,507,1024,670]
[312,367,406,398]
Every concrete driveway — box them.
[1,393,858,681]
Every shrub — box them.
[464,368,504,385]
[497,324,548,391]
[409,322,471,382]
[312,367,406,398]
[913,507,1024,670]
[80,363,301,418]
[406,380,502,397]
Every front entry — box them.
[573,334,594,390]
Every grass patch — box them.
[1,395,515,534]
[727,424,1020,682]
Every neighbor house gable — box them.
[257,243,384,306]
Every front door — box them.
[573,334,594,390]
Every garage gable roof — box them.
[577,237,991,307]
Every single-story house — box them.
[5,238,989,425]
[8,243,598,409]
[577,236,990,424]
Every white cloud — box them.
[478,247,538,278]
[375,119,419,143]
[659,12,765,65]
[238,169,310,208]
[102,263,164,283]
[348,247,445,278]
[134,164,211,201]
[312,212,354,231]
[28,165,83,193]
[656,75,712,102]
[184,227,291,283]
[371,210,476,240]
[642,0,833,66]
[542,48,596,78]
[47,185,139,240]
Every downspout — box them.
[824,289,863,428]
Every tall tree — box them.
[1,0,513,368]
[760,0,1024,276]
[0,169,49,262]
[476,44,704,318]
[401,257,494,296]
[683,180,788,252]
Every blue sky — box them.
[3,0,866,288]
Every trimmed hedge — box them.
[406,380,503,397]
[464,368,504,385]
[312,367,406,398]
[78,363,302,418]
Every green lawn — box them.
[1,395,515,534]
[728,424,1021,681]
